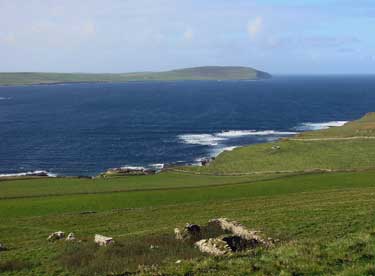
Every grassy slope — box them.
[2,113,375,275]
[295,112,375,138]
[0,66,271,86]
[185,112,375,174]
[1,171,375,275]
[0,172,287,200]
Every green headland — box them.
[1,113,375,275]
[0,66,271,86]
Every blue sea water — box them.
[0,75,374,176]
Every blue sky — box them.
[0,0,374,74]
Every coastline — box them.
[0,78,270,87]
[0,119,349,180]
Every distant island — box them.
[0,66,271,86]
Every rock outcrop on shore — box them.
[102,166,156,177]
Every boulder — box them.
[174,223,201,241]
[94,234,114,246]
[104,166,156,176]
[200,159,211,166]
[195,238,231,256]
[174,228,183,240]
[47,231,65,241]
[66,232,76,241]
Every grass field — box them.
[1,171,375,275]
[1,113,375,275]
[0,66,270,86]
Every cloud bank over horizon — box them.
[0,0,374,74]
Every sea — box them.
[0,75,374,176]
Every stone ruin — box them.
[174,223,202,241]
[174,218,275,256]
[195,238,231,256]
[94,234,114,246]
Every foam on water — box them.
[119,166,146,170]
[178,134,226,146]
[0,170,57,178]
[296,121,348,131]
[216,130,297,137]
[149,163,164,170]
[179,130,296,146]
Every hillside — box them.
[0,66,271,86]
[2,114,375,275]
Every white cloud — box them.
[247,16,263,39]
[183,27,194,41]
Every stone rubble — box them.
[65,232,76,241]
[174,223,201,241]
[208,218,272,247]
[195,238,231,256]
[175,218,275,256]
[47,231,65,241]
[94,234,114,246]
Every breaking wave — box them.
[216,130,297,137]
[119,166,146,170]
[0,170,57,178]
[295,121,348,131]
[149,163,164,170]
[178,130,296,146]
[0,97,11,101]
[178,134,226,146]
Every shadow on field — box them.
[0,259,33,273]
[59,233,201,275]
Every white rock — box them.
[66,232,76,241]
[195,238,231,256]
[94,234,114,246]
[47,231,65,241]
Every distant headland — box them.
[0,66,271,86]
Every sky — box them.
[0,0,374,74]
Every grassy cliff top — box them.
[295,112,375,139]
[0,66,271,86]
[184,113,375,175]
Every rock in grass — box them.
[94,234,114,246]
[174,228,183,240]
[174,223,201,241]
[195,238,231,256]
[47,231,65,241]
[208,218,272,247]
[65,232,76,241]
